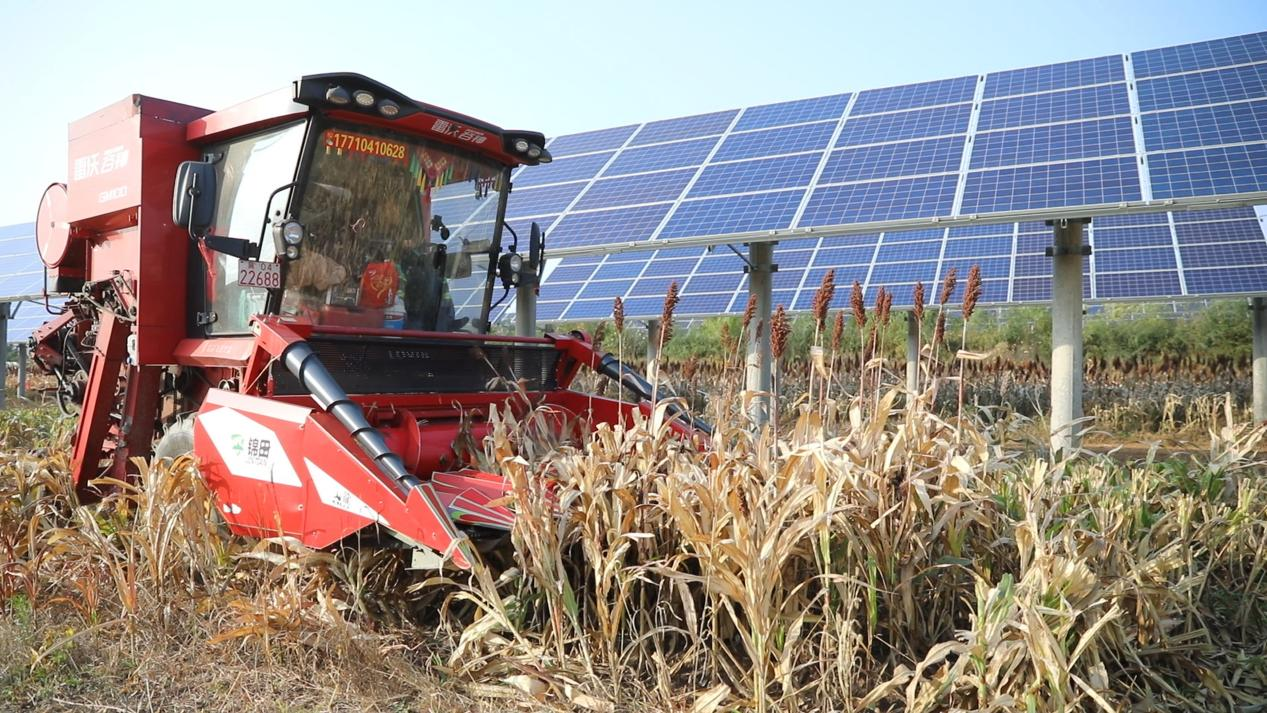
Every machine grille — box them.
[271,335,561,396]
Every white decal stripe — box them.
[198,407,302,486]
[304,458,382,523]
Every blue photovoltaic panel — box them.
[984,55,1124,99]
[961,157,1141,213]
[773,249,814,268]
[813,246,876,266]
[629,276,680,297]
[1095,247,1177,272]
[1016,234,1051,254]
[941,256,1011,279]
[689,153,821,197]
[712,121,837,162]
[1149,144,1267,199]
[579,280,634,300]
[976,83,1130,131]
[593,260,649,279]
[1094,225,1174,249]
[1094,212,1170,227]
[0,224,43,302]
[948,223,1014,237]
[566,299,620,319]
[1172,206,1257,222]
[535,302,567,320]
[943,235,1012,257]
[1141,99,1267,151]
[572,169,696,211]
[643,256,702,276]
[836,104,971,146]
[851,76,977,115]
[820,135,965,184]
[1180,240,1267,268]
[602,138,718,176]
[505,182,588,218]
[683,272,743,293]
[875,239,941,262]
[1014,254,1052,277]
[547,204,672,249]
[547,125,638,157]
[801,174,959,225]
[734,93,850,132]
[1098,271,1183,298]
[1174,218,1263,243]
[869,260,938,284]
[1132,31,1267,79]
[659,191,805,238]
[970,118,1135,169]
[629,110,737,146]
[547,263,600,283]
[1136,62,1267,112]
[514,152,613,187]
[1185,266,1267,293]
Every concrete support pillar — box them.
[1253,297,1266,423]
[745,243,775,428]
[906,311,919,394]
[514,280,537,337]
[1049,219,1087,456]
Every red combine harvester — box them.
[29,74,705,570]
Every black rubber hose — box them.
[281,341,422,491]
[595,354,713,436]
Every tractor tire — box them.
[154,415,196,461]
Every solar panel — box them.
[0,223,44,305]
[528,206,1267,321]
[501,30,1267,268]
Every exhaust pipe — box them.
[281,341,422,491]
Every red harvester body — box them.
[30,74,701,570]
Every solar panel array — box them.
[0,223,43,301]
[514,207,1267,321]
[0,223,66,344]
[440,30,1267,319]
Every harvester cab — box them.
[29,73,706,571]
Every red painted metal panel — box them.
[69,311,127,497]
[185,86,308,144]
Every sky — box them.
[0,0,1264,226]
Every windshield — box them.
[287,122,507,332]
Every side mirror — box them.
[172,161,217,236]
[529,222,545,273]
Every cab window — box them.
[202,122,307,334]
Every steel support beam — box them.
[745,243,775,427]
[906,311,919,394]
[1049,219,1087,456]
[1253,297,1267,423]
[514,281,537,338]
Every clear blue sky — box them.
[0,0,1263,225]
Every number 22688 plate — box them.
[237,260,281,289]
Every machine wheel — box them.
[154,415,196,461]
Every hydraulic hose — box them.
[281,341,422,491]
[595,354,713,436]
